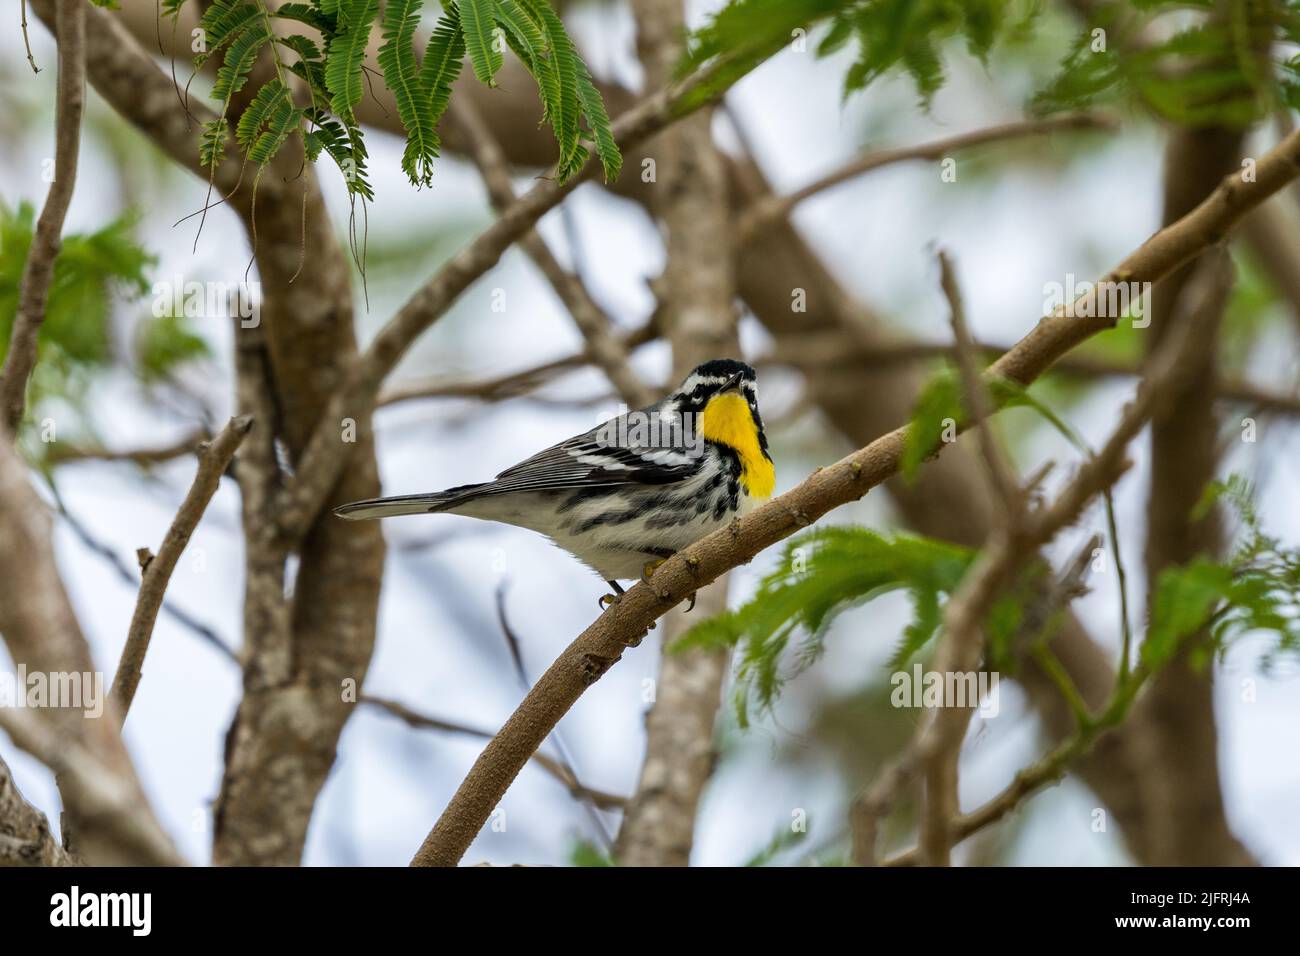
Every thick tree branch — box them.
[0,0,85,435]
[608,0,741,868]
[0,439,180,865]
[110,415,252,721]
[771,334,1300,415]
[1132,122,1255,866]
[0,752,73,867]
[409,121,1300,865]
[0,708,185,867]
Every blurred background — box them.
[1,0,1297,866]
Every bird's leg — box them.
[598,579,625,611]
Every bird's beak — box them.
[720,371,745,394]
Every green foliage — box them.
[461,0,505,86]
[378,0,442,187]
[137,313,211,383]
[236,79,303,166]
[568,839,616,867]
[165,0,621,196]
[680,0,844,114]
[685,0,1027,109]
[673,527,981,726]
[743,825,807,866]
[901,368,1079,482]
[690,0,1299,124]
[1147,477,1300,671]
[324,0,381,121]
[1034,0,1292,127]
[423,4,469,126]
[198,1,272,102]
[837,0,1010,103]
[0,203,207,417]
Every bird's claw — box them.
[598,592,621,611]
[684,592,697,613]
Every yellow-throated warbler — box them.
[335,359,774,606]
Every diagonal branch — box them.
[408,121,1300,866]
[0,0,86,435]
[736,113,1116,242]
[110,415,252,722]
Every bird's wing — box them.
[480,409,702,497]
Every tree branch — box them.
[0,708,185,867]
[0,0,85,435]
[408,121,1300,865]
[110,415,252,722]
[608,0,742,868]
[360,696,627,812]
[736,113,1116,242]
[44,429,211,467]
[0,752,73,867]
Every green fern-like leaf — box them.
[324,0,381,121]
[673,527,976,722]
[520,0,580,174]
[495,0,548,65]
[461,0,505,86]
[422,4,468,130]
[273,1,333,32]
[306,110,375,200]
[235,80,302,166]
[211,20,273,103]
[576,60,621,181]
[196,0,262,70]
[378,0,440,187]
[200,118,230,169]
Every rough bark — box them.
[0,753,73,867]
[608,0,740,868]
[30,0,388,866]
[0,439,180,865]
[0,0,84,435]
[1131,125,1256,866]
[207,70,386,865]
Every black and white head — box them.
[670,359,759,412]
[662,359,770,464]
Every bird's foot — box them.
[641,558,666,584]
[598,580,625,611]
[683,592,697,613]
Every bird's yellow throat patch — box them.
[700,393,775,499]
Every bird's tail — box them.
[333,483,488,520]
